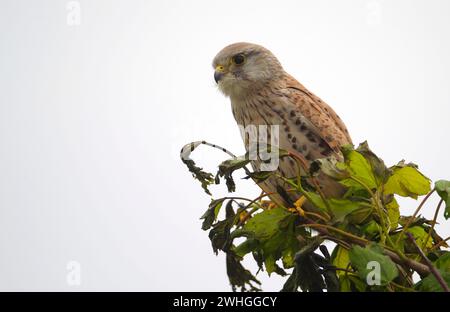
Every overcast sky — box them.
[0,0,449,291]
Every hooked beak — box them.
[214,71,224,83]
[214,65,226,83]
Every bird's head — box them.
[212,42,284,99]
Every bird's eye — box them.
[231,54,245,65]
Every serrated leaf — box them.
[208,218,233,254]
[293,237,326,292]
[181,159,214,195]
[217,156,251,192]
[200,198,226,230]
[226,252,261,292]
[384,165,431,199]
[349,244,398,286]
[241,208,300,275]
[435,180,450,219]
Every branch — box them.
[305,220,431,276]
[406,232,450,292]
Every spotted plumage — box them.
[212,42,352,207]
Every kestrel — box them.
[212,42,353,207]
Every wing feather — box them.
[282,75,353,153]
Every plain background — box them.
[0,0,449,291]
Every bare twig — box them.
[396,189,435,244]
[406,232,450,292]
[423,199,444,250]
[302,220,430,275]
[431,236,450,251]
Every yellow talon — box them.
[293,196,307,217]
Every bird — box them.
[212,42,353,208]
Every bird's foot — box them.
[289,196,306,216]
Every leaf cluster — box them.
[182,141,450,292]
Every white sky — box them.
[0,0,449,291]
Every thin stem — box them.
[349,176,387,243]
[396,189,435,245]
[386,235,409,263]
[430,236,450,251]
[322,235,351,250]
[332,267,355,274]
[287,152,334,217]
[305,221,431,276]
[222,192,276,210]
[237,206,259,227]
[242,192,274,209]
[422,199,444,250]
[299,223,369,245]
[275,173,333,220]
[304,211,330,223]
[390,281,416,292]
[406,232,450,292]
[397,265,414,288]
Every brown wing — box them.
[282,74,352,153]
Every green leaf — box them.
[406,226,433,250]
[234,238,259,258]
[218,156,251,174]
[243,207,291,239]
[208,218,233,254]
[349,244,399,286]
[347,207,372,225]
[386,197,400,230]
[356,141,391,185]
[226,252,261,292]
[244,171,274,183]
[302,191,365,222]
[384,165,431,199]
[262,221,301,274]
[217,156,251,192]
[435,180,450,219]
[415,269,450,292]
[200,198,225,230]
[340,145,378,190]
[361,220,382,239]
[434,252,450,273]
[311,157,350,180]
[181,159,215,195]
[241,208,301,274]
[339,274,367,292]
[331,246,350,277]
[293,237,326,291]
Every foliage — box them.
[181,141,450,292]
